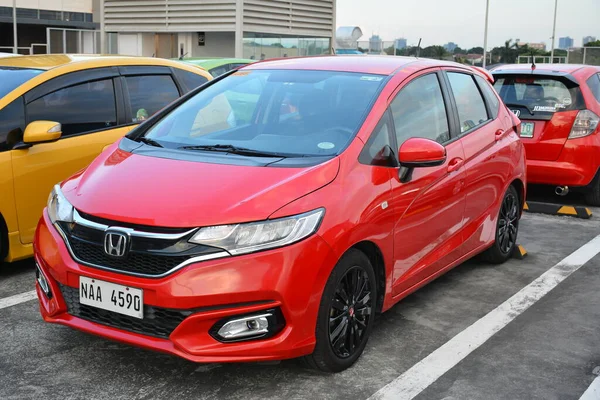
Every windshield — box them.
[0,67,44,98]
[493,74,582,114]
[142,69,386,157]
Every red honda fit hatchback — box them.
[35,56,525,372]
[492,64,600,205]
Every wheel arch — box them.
[349,241,386,314]
[0,212,8,261]
[510,178,526,214]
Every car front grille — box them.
[69,239,191,277]
[57,213,224,277]
[59,284,190,339]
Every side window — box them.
[447,72,490,133]
[587,73,600,103]
[0,97,25,152]
[475,75,500,118]
[125,75,180,123]
[173,68,208,92]
[359,111,395,166]
[209,66,230,78]
[390,74,450,146]
[27,79,117,137]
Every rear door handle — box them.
[447,157,464,173]
[495,129,505,141]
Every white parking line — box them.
[580,376,600,400]
[0,290,37,310]
[369,234,600,400]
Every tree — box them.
[453,46,466,55]
[584,40,600,47]
[467,46,484,55]
[499,39,519,63]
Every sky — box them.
[336,0,599,49]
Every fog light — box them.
[35,263,52,299]
[210,308,285,342]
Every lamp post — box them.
[550,0,558,63]
[483,0,490,68]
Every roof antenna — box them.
[416,38,422,57]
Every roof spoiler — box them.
[471,66,495,84]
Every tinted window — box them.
[125,75,180,123]
[587,73,600,103]
[209,66,230,77]
[447,73,489,133]
[359,112,395,166]
[143,70,385,157]
[493,75,583,113]
[390,74,450,146]
[0,67,43,97]
[27,79,117,137]
[0,97,25,152]
[174,68,208,92]
[475,75,499,118]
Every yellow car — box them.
[0,54,212,263]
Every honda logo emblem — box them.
[104,230,129,257]
[511,109,521,118]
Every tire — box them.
[584,173,600,207]
[481,185,520,264]
[302,249,377,372]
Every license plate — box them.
[520,122,535,138]
[79,276,143,319]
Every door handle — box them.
[447,157,464,173]
[495,129,505,141]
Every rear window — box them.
[0,67,44,98]
[493,75,583,114]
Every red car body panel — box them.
[35,56,526,363]
[493,64,600,187]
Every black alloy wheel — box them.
[302,249,377,372]
[481,185,520,264]
[328,266,372,359]
[497,191,519,254]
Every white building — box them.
[101,0,336,59]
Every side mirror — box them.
[23,121,62,145]
[398,137,447,168]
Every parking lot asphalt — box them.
[1,202,600,400]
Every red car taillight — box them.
[568,110,600,139]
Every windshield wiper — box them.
[505,103,535,116]
[178,144,289,158]
[136,137,164,148]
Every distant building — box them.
[395,38,407,50]
[369,34,383,54]
[465,54,483,65]
[583,36,597,46]
[558,37,574,49]
[527,42,546,51]
[444,42,458,52]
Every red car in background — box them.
[35,56,525,372]
[491,64,600,205]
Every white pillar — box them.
[482,0,490,68]
[234,0,243,58]
[550,0,558,63]
[100,0,106,53]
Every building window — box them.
[243,34,331,60]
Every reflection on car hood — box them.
[61,146,339,228]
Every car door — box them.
[443,70,513,253]
[390,70,467,296]
[11,68,131,244]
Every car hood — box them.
[62,147,339,228]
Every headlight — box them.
[47,185,74,224]
[189,208,324,255]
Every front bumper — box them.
[526,134,600,187]
[34,211,338,363]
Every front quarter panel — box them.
[270,137,396,311]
